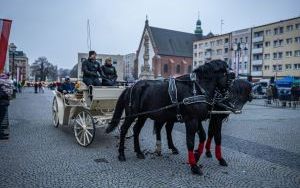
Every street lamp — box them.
[10,43,17,80]
[231,42,248,78]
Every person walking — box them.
[266,85,273,104]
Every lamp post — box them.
[231,42,248,78]
[10,43,17,80]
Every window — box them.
[264,65,270,70]
[210,41,215,46]
[194,61,197,66]
[188,65,192,73]
[264,54,270,59]
[217,49,222,55]
[265,29,271,35]
[273,53,278,59]
[296,23,300,30]
[225,38,229,43]
[273,40,278,47]
[176,65,181,74]
[240,38,243,42]
[265,41,270,47]
[294,64,300,70]
[163,64,168,73]
[278,52,283,59]
[244,61,247,69]
[285,64,292,70]
[234,38,238,43]
[113,61,117,65]
[295,37,300,43]
[194,53,197,57]
[278,64,282,71]
[279,27,284,34]
[279,39,283,46]
[274,28,278,35]
[194,44,197,49]
[286,25,293,32]
[286,51,293,57]
[224,48,228,53]
[295,50,300,57]
[286,38,293,44]
[199,43,203,48]
[216,39,222,45]
[245,37,248,42]
[273,65,277,71]
[199,52,203,57]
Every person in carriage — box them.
[82,50,102,86]
[100,57,118,86]
[58,76,75,94]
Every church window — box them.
[164,64,168,73]
[176,65,181,74]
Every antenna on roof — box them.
[87,19,92,50]
[220,19,224,34]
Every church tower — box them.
[194,14,203,38]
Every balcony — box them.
[251,71,262,76]
[253,36,264,43]
[252,59,263,65]
[252,48,263,54]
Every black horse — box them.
[153,79,252,167]
[106,60,231,175]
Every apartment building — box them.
[253,17,300,78]
[193,33,230,69]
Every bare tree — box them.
[30,57,58,81]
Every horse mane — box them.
[230,79,252,95]
[193,60,228,78]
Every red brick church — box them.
[134,18,203,79]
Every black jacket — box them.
[82,59,101,78]
[100,64,117,81]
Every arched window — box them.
[188,65,192,73]
[176,65,181,74]
[163,64,168,73]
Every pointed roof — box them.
[148,26,197,57]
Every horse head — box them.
[227,79,252,110]
[193,60,231,97]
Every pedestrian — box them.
[38,82,42,93]
[266,85,273,104]
[34,82,38,93]
[0,73,13,140]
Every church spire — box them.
[194,12,203,38]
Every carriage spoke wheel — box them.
[74,111,95,147]
[52,98,59,127]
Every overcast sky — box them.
[1,0,299,69]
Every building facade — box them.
[8,43,29,81]
[252,17,300,78]
[77,53,124,81]
[135,19,198,79]
[193,33,230,69]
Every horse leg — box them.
[186,119,203,175]
[205,119,214,158]
[166,121,179,155]
[194,120,206,163]
[212,116,228,166]
[154,121,164,156]
[133,117,147,159]
[118,117,135,161]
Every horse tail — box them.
[105,88,128,134]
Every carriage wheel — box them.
[74,111,96,147]
[52,98,59,127]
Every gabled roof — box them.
[149,26,197,58]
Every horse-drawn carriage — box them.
[52,62,132,146]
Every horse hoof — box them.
[194,150,200,163]
[190,165,203,176]
[171,148,179,155]
[206,151,212,158]
[219,158,228,166]
[136,152,145,159]
[118,155,126,162]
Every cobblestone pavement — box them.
[1,88,300,188]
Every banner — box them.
[0,19,12,73]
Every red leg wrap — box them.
[197,142,205,156]
[215,145,222,160]
[188,151,196,166]
[205,137,212,151]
